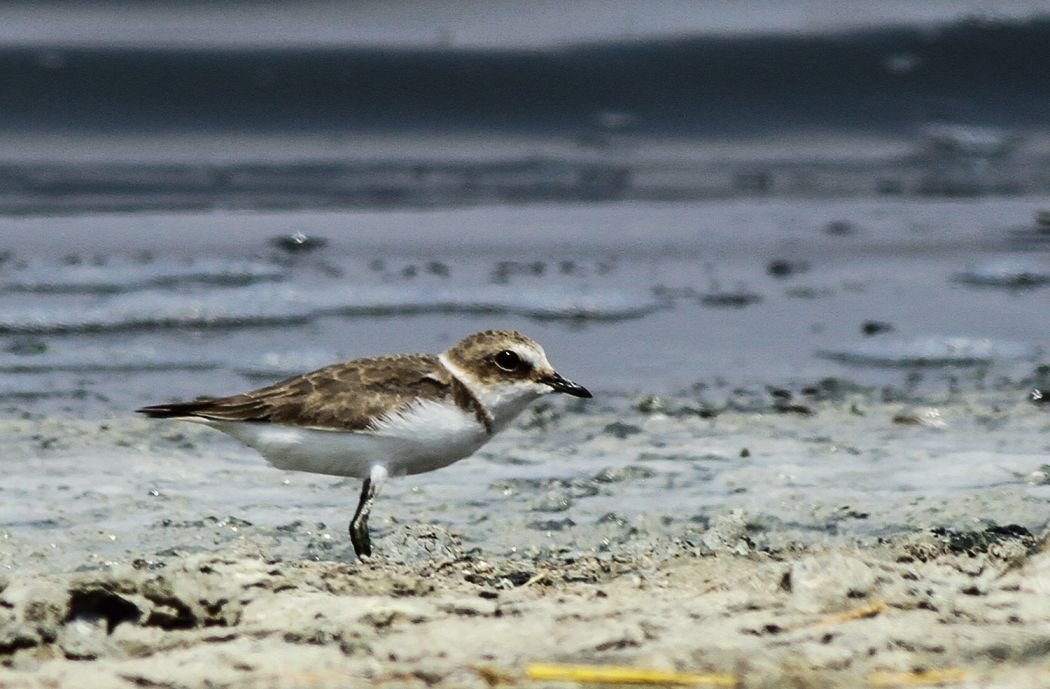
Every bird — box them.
[136,330,592,558]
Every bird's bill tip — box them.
[540,371,592,398]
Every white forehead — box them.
[502,339,547,368]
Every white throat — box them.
[438,353,548,432]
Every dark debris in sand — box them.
[3,529,1050,688]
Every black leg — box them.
[349,477,374,558]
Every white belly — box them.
[204,399,491,478]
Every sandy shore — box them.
[2,533,1049,688]
[2,386,1049,687]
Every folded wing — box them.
[136,354,453,432]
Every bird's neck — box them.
[438,353,545,433]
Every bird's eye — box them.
[494,350,521,371]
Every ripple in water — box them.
[0,283,667,334]
[818,336,1041,368]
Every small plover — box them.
[137,330,591,557]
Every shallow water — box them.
[1,197,1047,419]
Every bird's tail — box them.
[136,399,216,419]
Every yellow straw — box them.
[866,668,967,687]
[526,663,736,687]
[810,601,887,627]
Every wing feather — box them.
[137,354,454,431]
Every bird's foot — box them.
[349,517,372,559]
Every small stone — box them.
[526,518,575,532]
[425,261,450,277]
[379,524,463,564]
[633,395,667,413]
[767,259,809,278]
[528,491,573,513]
[438,598,498,617]
[593,465,656,483]
[700,291,762,308]
[824,220,855,236]
[697,510,753,555]
[603,422,642,439]
[270,232,327,253]
[861,320,894,336]
[4,339,48,355]
[892,407,948,428]
[787,554,876,612]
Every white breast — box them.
[206,399,490,478]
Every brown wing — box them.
[136,354,454,431]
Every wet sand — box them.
[2,385,1048,687]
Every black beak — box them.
[540,371,592,398]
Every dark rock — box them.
[733,170,771,193]
[425,261,450,277]
[766,259,809,278]
[824,220,855,236]
[380,524,463,564]
[526,518,576,532]
[65,587,148,633]
[700,291,762,308]
[491,477,600,499]
[861,321,894,336]
[528,491,573,513]
[593,465,656,483]
[491,261,546,284]
[633,395,667,414]
[904,524,1038,561]
[691,511,754,555]
[799,377,870,401]
[5,339,49,355]
[603,422,642,439]
[270,232,327,253]
[519,402,558,430]
[775,403,814,416]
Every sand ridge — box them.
[1,387,1049,687]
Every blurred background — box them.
[1,0,1048,417]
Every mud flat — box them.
[1,385,1049,688]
